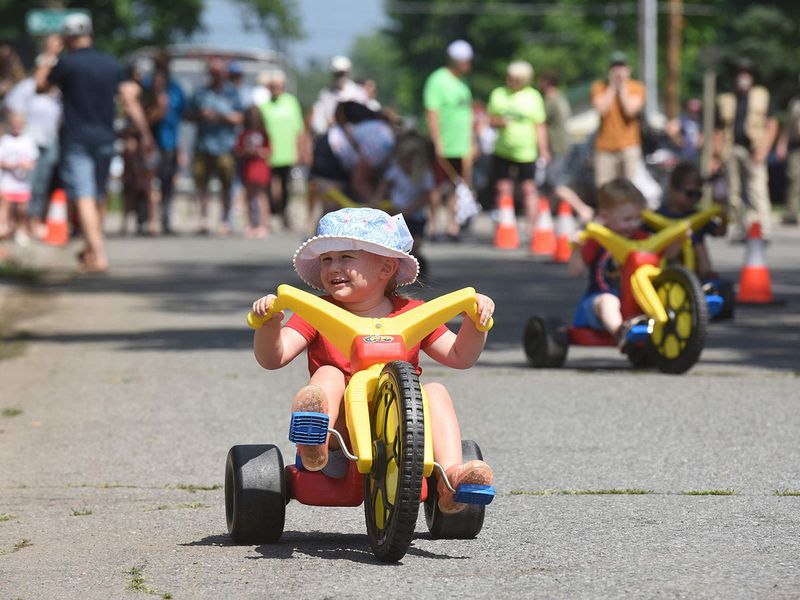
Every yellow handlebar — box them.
[247,285,493,356]
[578,219,691,264]
[642,204,723,235]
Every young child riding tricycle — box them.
[227,207,496,561]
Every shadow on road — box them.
[14,240,798,371]
[11,327,251,351]
[182,531,468,564]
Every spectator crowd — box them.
[1,15,798,273]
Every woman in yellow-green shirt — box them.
[487,60,550,244]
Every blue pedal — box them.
[625,323,651,344]
[454,484,496,505]
[706,294,723,317]
[288,412,329,445]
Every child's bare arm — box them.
[252,294,308,369]
[568,242,587,276]
[423,293,494,369]
[694,242,716,279]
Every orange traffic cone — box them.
[43,188,69,246]
[552,200,575,263]
[736,222,773,304]
[531,196,556,255]
[493,193,519,249]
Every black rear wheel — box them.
[523,316,568,368]
[715,279,735,320]
[424,440,487,539]
[225,444,286,544]
[364,361,425,563]
[648,266,708,374]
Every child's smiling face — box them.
[319,250,397,302]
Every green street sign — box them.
[25,8,91,36]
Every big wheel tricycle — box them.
[523,218,709,374]
[641,204,734,320]
[226,285,495,562]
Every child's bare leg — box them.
[257,187,270,235]
[425,382,462,470]
[425,382,493,514]
[592,293,623,336]
[522,179,540,240]
[292,365,345,470]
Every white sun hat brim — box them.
[293,236,419,291]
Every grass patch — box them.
[0,261,43,284]
[681,489,737,496]
[1,407,22,417]
[508,488,654,496]
[0,538,32,555]
[561,488,654,495]
[0,513,15,522]
[167,483,222,494]
[0,340,26,360]
[126,565,171,598]
[153,502,208,511]
[71,508,93,516]
[774,489,800,497]
[67,482,137,489]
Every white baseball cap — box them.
[63,13,92,36]
[330,55,352,73]
[447,40,474,62]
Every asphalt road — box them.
[1,206,799,599]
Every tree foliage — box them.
[361,0,800,117]
[0,0,301,57]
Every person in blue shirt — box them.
[34,14,154,272]
[146,50,186,235]
[190,59,244,235]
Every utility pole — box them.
[666,0,683,120]
[639,0,658,123]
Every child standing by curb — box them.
[0,112,39,245]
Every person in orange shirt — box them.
[591,51,646,188]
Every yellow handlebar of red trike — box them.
[247,285,493,357]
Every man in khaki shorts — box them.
[776,85,800,226]
[591,51,646,188]
[712,58,779,240]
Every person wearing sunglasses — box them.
[656,161,726,279]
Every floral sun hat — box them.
[293,207,419,290]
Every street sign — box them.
[25,8,91,36]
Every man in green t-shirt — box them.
[487,60,550,244]
[423,39,474,240]
[260,70,305,230]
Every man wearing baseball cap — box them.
[34,13,154,272]
[307,55,368,138]
[591,51,646,188]
[423,39,475,240]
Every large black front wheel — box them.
[648,266,708,374]
[364,361,425,563]
[225,444,286,544]
[424,439,487,539]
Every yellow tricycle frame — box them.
[248,285,492,477]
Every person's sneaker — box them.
[290,385,329,471]
[781,214,799,226]
[616,315,651,350]
[13,229,30,247]
[437,460,494,514]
